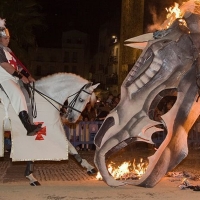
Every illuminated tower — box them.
[119,0,145,86]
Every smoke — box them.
[146,6,165,32]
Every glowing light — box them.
[161,0,200,29]
[163,2,182,29]
[166,2,181,19]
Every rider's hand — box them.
[21,76,30,84]
[28,76,35,83]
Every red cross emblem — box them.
[8,57,18,70]
[34,122,46,140]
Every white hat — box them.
[0,18,10,37]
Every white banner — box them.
[0,92,68,161]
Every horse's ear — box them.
[85,82,100,90]
[91,83,100,90]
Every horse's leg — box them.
[68,141,97,175]
[25,161,41,186]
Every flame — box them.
[161,0,200,29]
[96,158,148,181]
[166,2,181,19]
[162,2,182,29]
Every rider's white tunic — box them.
[0,46,27,114]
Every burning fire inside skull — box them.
[96,158,148,181]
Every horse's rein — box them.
[28,83,92,118]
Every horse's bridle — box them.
[65,84,93,117]
[28,83,92,118]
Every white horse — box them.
[0,72,99,186]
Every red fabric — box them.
[34,122,46,140]
[8,57,18,70]
[10,52,30,74]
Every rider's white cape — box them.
[0,88,68,161]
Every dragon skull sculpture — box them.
[94,4,200,188]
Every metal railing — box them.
[64,122,200,150]
[64,121,103,148]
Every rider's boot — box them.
[19,111,42,136]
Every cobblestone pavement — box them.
[0,151,96,184]
[1,147,200,185]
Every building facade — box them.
[91,0,145,94]
[91,18,121,95]
[28,30,90,79]
[118,0,145,87]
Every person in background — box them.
[88,117,98,150]
[95,102,110,122]
[106,94,113,106]
[112,96,120,108]
[0,18,42,136]
[81,102,97,121]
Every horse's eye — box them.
[79,98,84,102]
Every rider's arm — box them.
[0,61,16,75]
[17,58,35,83]
[0,48,29,83]
[0,62,29,84]
[0,48,15,74]
[19,68,35,82]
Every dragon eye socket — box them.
[79,98,84,102]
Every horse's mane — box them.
[34,72,90,101]
[36,72,87,86]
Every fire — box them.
[162,0,200,29]
[96,158,148,181]
[162,2,182,29]
[166,2,181,19]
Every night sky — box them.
[36,0,122,50]
[35,0,180,50]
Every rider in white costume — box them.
[0,18,42,136]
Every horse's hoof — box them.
[87,168,97,176]
[30,181,41,186]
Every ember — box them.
[96,158,148,181]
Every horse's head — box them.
[65,82,99,123]
[94,12,200,187]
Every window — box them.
[72,52,78,63]
[72,65,77,74]
[64,51,70,62]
